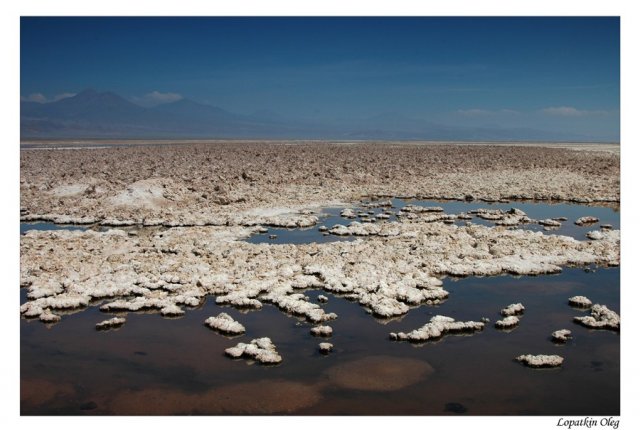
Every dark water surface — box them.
[20,201,620,415]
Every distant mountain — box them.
[20,89,604,141]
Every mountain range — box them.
[20,89,599,141]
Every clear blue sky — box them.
[21,17,620,140]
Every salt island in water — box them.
[20,141,620,415]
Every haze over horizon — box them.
[21,17,620,141]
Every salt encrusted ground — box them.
[20,142,619,226]
[20,142,620,337]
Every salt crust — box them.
[389,315,484,341]
[319,342,333,353]
[95,316,126,330]
[551,329,572,343]
[204,313,246,335]
[574,304,620,330]
[225,337,282,364]
[568,295,593,308]
[501,303,525,316]
[495,316,520,329]
[20,222,619,325]
[516,354,564,368]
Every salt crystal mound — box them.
[317,294,328,303]
[389,315,484,342]
[575,216,599,226]
[516,354,564,368]
[38,309,61,323]
[495,316,520,329]
[225,337,282,364]
[20,220,619,324]
[551,329,572,343]
[568,295,593,308]
[539,219,562,227]
[574,304,620,331]
[465,208,533,227]
[501,303,525,316]
[96,317,126,330]
[204,313,246,335]
[310,325,333,337]
[340,208,357,219]
[586,230,605,240]
[319,342,333,353]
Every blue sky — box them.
[21,17,620,140]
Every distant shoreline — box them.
[19,139,620,154]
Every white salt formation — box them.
[389,315,484,342]
[225,337,282,364]
[501,303,525,316]
[95,317,126,330]
[495,316,520,329]
[20,211,618,326]
[575,216,599,226]
[38,309,61,323]
[574,304,620,331]
[568,295,593,308]
[310,325,333,337]
[516,354,564,368]
[551,329,572,343]
[319,342,333,354]
[340,208,357,219]
[317,295,328,303]
[539,219,562,227]
[204,313,246,335]
[586,230,605,240]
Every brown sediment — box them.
[105,379,322,414]
[21,378,77,408]
[323,355,434,391]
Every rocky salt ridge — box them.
[516,354,564,368]
[575,216,600,226]
[568,295,593,308]
[495,316,520,329]
[310,325,333,337]
[389,315,485,342]
[204,313,246,335]
[501,303,525,316]
[319,342,333,354]
[95,317,126,330]
[551,329,572,343]
[225,337,282,364]
[20,217,619,326]
[574,304,620,331]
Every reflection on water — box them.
[21,266,619,415]
[20,222,92,235]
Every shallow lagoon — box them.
[20,200,620,415]
[246,198,619,244]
